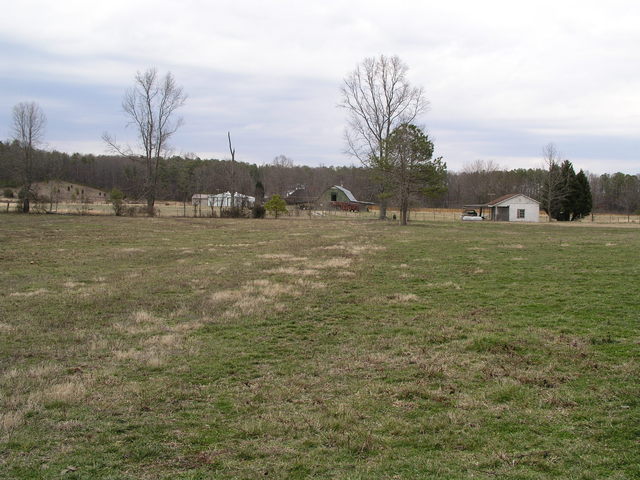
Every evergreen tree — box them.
[557,160,577,221]
[383,123,447,225]
[541,162,564,220]
[573,170,592,219]
[541,160,592,221]
[264,194,287,218]
[254,181,265,206]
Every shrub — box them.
[109,188,125,216]
[251,205,266,218]
[3,188,14,198]
[265,195,288,218]
[220,206,248,218]
[123,205,151,217]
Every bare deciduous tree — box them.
[11,101,46,213]
[103,68,186,214]
[541,143,566,222]
[462,159,501,203]
[340,54,427,218]
[268,155,295,196]
[227,132,236,208]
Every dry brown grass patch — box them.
[24,363,62,379]
[264,266,319,276]
[337,271,356,278]
[0,410,24,433]
[223,297,276,318]
[30,381,86,405]
[295,279,327,290]
[389,293,419,302]
[132,310,163,324]
[311,257,352,269]
[210,278,306,319]
[144,334,181,348]
[318,243,385,256]
[426,281,462,290]
[114,348,165,367]
[0,322,16,333]
[210,290,243,303]
[248,279,272,288]
[55,420,84,431]
[120,247,145,253]
[259,253,289,259]
[9,288,48,297]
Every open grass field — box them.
[0,215,638,479]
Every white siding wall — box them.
[502,195,539,222]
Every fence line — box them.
[2,200,638,224]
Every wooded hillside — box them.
[1,140,638,213]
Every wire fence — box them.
[2,199,639,224]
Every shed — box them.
[192,194,209,207]
[465,194,540,222]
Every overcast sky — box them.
[1,0,639,173]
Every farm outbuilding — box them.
[192,194,209,207]
[192,192,255,209]
[208,192,255,208]
[284,186,315,208]
[317,185,374,212]
[464,194,540,222]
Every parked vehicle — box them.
[461,209,484,221]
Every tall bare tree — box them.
[461,159,501,203]
[540,143,566,222]
[227,132,236,208]
[103,68,186,214]
[340,54,427,218]
[11,101,46,213]
[267,155,295,196]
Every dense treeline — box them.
[1,140,638,213]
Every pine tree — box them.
[573,170,592,219]
[557,160,577,221]
[541,160,592,221]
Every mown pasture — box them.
[0,215,638,479]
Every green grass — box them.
[0,215,638,479]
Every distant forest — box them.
[1,140,638,213]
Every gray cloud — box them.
[1,0,639,173]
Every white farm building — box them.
[464,194,540,222]
[208,192,255,208]
[191,192,255,208]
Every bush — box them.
[220,206,248,218]
[109,188,125,216]
[265,195,288,218]
[3,188,14,198]
[124,205,153,217]
[17,187,29,200]
[251,205,266,218]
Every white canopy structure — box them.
[207,192,255,208]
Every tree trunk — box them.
[22,197,30,213]
[146,196,155,216]
[379,198,388,219]
[400,197,409,225]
